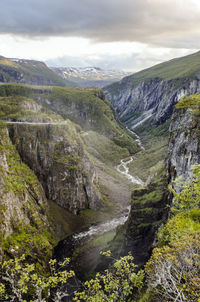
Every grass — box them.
[0,83,139,154]
[129,138,168,182]
[0,56,69,86]
[106,50,200,95]
[81,130,129,166]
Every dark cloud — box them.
[1,0,200,48]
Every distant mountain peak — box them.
[51,66,131,88]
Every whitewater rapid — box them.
[73,207,130,241]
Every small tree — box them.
[145,233,200,302]
[0,255,75,301]
[74,251,144,302]
[170,164,200,213]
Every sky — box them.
[0,0,200,72]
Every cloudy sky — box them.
[0,0,200,71]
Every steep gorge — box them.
[0,52,200,300]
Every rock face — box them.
[112,98,200,268]
[8,122,103,215]
[166,107,200,187]
[105,78,200,130]
[112,168,169,267]
[104,51,200,130]
[0,125,53,257]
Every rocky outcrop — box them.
[166,107,200,188]
[0,125,53,257]
[111,168,169,267]
[105,78,200,130]
[8,121,103,215]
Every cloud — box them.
[0,0,200,48]
[46,48,196,72]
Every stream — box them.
[72,130,145,242]
[73,206,130,242]
[116,157,144,186]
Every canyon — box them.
[0,51,200,301]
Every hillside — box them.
[104,51,200,140]
[0,56,73,86]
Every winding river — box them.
[72,131,144,242]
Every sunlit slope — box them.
[0,56,74,86]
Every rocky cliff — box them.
[110,167,169,268]
[0,123,54,260]
[111,94,200,268]
[0,83,138,217]
[8,122,103,215]
[104,51,200,132]
[166,95,200,188]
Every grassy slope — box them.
[0,56,73,86]
[106,50,200,94]
[0,84,139,154]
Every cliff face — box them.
[105,78,200,130]
[111,167,169,267]
[166,106,200,187]
[0,124,53,258]
[8,122,103,215]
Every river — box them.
[72,130,144,242]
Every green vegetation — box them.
[0,125,55,268]
[2,224,54,269]
[132,118,170,146]
[74,252,144,302]
[145,164,200,302]
[0,56,70,86]
[106,50,200,94]
[0,252,144,302]
[48,86,139,153]
[170,164,200,213]
[0,83,139,154]
[129,138,168,182]
[176,93,200,117]
[0,126,40,195]
[0,94,63,122]
[81,131,129,166]
[0,255,75,302]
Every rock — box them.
[0,125,53,258]
[8,122,103,215]
[112,168,169,267]
[105,78,200,130]
[166,106,200,190]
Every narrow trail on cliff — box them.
[5,121,68,125]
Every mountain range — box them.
[51,66,131,88]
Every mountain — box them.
[109,94,200,272]
[104,51,200,136]
[0,83,140,258]
[0,56,73,86]
[51,66,131,88]
[0,59,199,301]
